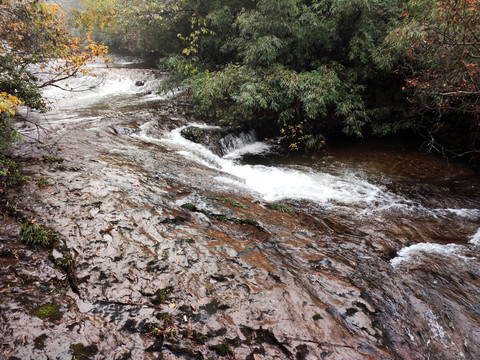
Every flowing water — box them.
[1,56,480,359]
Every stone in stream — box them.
[111,126,140,136]
[180,126,259,156]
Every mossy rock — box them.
[34,334,48,350]
[70,343,98,360]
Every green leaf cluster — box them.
[19,222,58,248]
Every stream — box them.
[1,56,480,359]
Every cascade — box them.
[219,129,258,156]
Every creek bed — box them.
[1,56,479,359]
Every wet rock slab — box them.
[1,91,480,360]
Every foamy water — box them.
[156,122,480,260]
[470,228,480,246]
[390,243,474,268]
[160,125,395,205]
[38,57,168,116]
[390,226,480,267]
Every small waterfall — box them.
[220,129,257,156]
[163,125,391,205]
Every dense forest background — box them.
[2,0,480,164]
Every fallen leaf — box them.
[253,354,261,360]
[169,303,176,308]
[191,304,196,311]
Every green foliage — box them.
[178,0,405,149]
[70,343,98,360]
[148,322,177,338]
[0,156,30,189]
[76,0,478,158]
[188,63,369,149]
[19,222,58,248]
[152,287,172,305]
[55,254,75,269]
[381,0,480,156]
[0,111,23,155]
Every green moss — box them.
[181,203,196,211]
[232,218,259,226]
[208,214,229,222]
[267,203,294,213]
[19,222,57,248]
[36,178,49,188]
[218,198,247,209]
[42,155,64,163]
[34,303,63,322]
